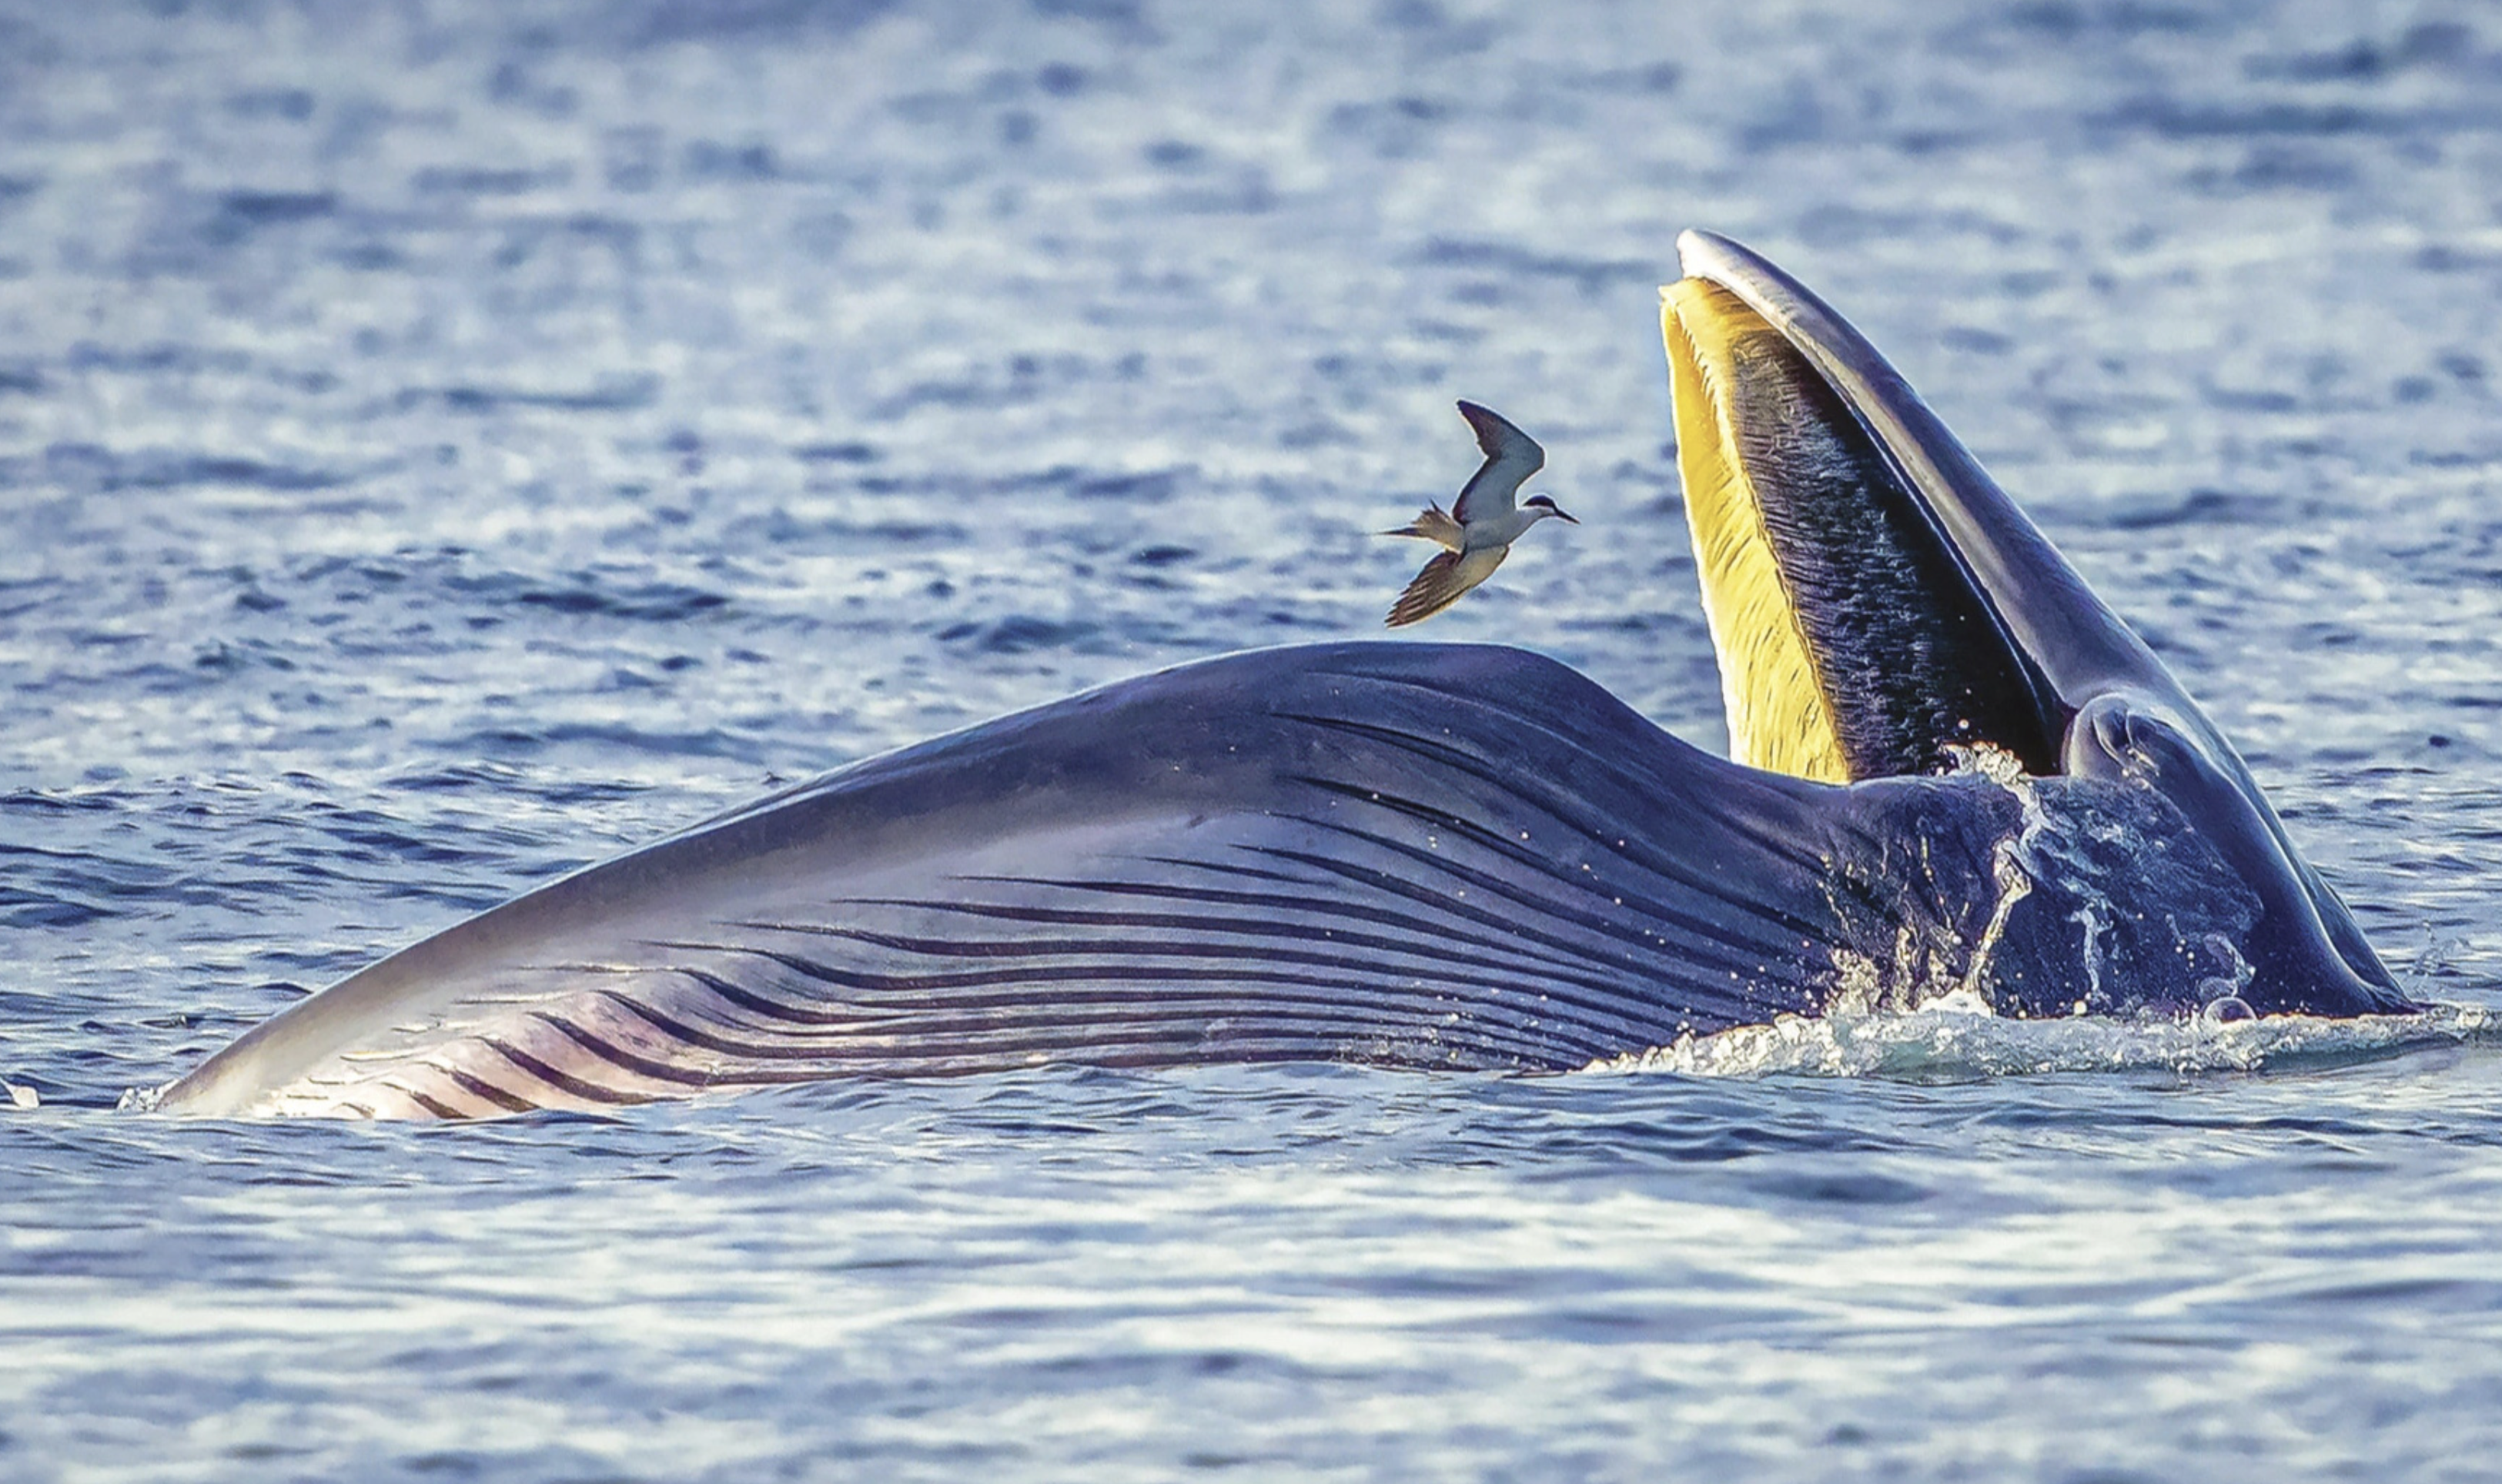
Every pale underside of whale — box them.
[156,232,2414,1119]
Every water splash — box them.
[1825,745,2279,1022]
[1592,1001,2497,1081]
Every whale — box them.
[156,230,2417,1119]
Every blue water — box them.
[6,0,2502,1476]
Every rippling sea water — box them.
[5,0,2502,1477]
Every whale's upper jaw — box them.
[1660,229,2406,1004]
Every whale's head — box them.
[1658,230,2410,1016]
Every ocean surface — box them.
[5,0,2502,1477]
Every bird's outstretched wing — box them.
[1387,546,1506,627]
[1452,401,1545,523]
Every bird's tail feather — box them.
[1383,503,1466,553]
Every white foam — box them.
[1591,1001,2497,1081]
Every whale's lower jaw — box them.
[161,645,1847,1117]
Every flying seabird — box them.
[1383,400,1577,626]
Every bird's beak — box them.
[1553,507,1580,524]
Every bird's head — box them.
[1523,494,1579,525]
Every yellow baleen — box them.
[1661,279,1851,784]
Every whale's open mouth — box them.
[1661,229,2402,1001]
[1662,276,2062,783]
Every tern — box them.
[1383,400,1577,626]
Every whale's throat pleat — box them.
[1661,280,2056,783]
